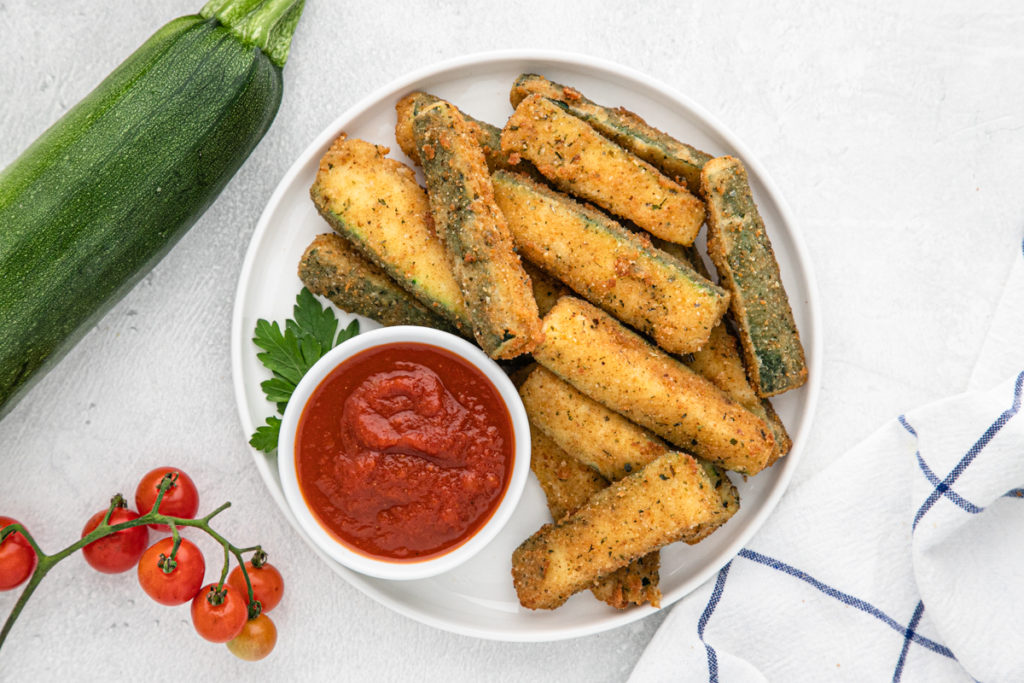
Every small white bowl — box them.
[277,326,530,580]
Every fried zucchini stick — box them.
[533,297,777,475]
[530,425,607,520]
[520,366,740,537]
[492,170,728,354]
[521,366,668,481]
[521,260,568,317]
[395,92,541,179]
[702,156,807,397]
[509,73,712,195]
[413,100,542,359]
[529,426,661,609]
[655,240,792,460]
[688,324,792,462]
[310,134,470,330]
[512,450,730,610]
[298,233,463,334]
[501,94,705,245]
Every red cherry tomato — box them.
[81,507,149,574]
[191,583,248,643]
[227,561,284,612]
[134,467,200,531]
[226,613,277,661]
[0,516,37,591]
[137,537,205,606]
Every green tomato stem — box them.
[0,496,268,653]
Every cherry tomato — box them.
[137,537,205,606]
[81,507,149,574]
[134,467,200,531]
[227,561,284,612]
[191,583,248,643]
[0,516,37,591]
[226,613,277,661]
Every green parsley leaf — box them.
[249,288,360,453]
[249,416,282,453]
[337,319,360,346]
[289,287,338,352]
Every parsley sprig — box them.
[249,288,359,453]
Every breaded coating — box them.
[412,100,543,359]
[501,94,705,245]
[492,170,729,354]
[521,366,669,481]
[511,450,730,610]
[521,260,568,317]
[309,134,470,330]
[521,365,740,543]
[687,323,792,462]
[298,233,463,334]
[533,297,777,475]
[510,73,712,195]
[396,91,542,179]
[529,427,662,609]
[529,425,608,520]
[702,156,807,397]
[657,240,793,460]
[589,552,662,610]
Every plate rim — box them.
[230,48,823,642]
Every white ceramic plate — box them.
[231,50,821,642]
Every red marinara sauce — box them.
[295,342,514,561]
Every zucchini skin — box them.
[0,15,282,415]
[395,91,543,180]
[702,156,807,397]
[298,233,463,334]
[654,239,793,460]
[510,73,712,195]
[413,100,542,359]
[501,95,705,245]
[309,135,472,331]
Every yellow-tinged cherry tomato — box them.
[227,613,277,661]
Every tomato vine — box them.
[0,473,269,652]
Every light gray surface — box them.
[1,0,1021,680]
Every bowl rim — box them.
[276,325,532,581]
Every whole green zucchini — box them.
[0,0,305,417]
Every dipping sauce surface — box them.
[295,342,514,561]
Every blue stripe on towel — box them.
[892,601,925,682]
[900,416,983,513]
[698,562,731,682]
[915,452,983,513]
[897,415,917,437]
[737,549,954,659]
[912,371,1024,530]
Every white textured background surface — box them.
[1,0,1022,680]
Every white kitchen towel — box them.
[630,235,1024,682]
